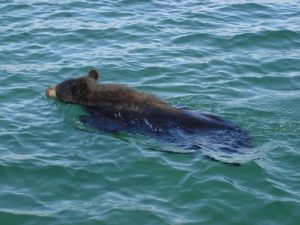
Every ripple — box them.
[228,30,300,49]
[220,2,273,12]
[1,0,300,224]
[172,33,222,45]
[240,75,299,91]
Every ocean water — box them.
[1,0,300,224]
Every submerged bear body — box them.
[46,69,250,152]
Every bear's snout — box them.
[46,86,57,98]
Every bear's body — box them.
[46,69,250,152]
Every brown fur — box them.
[46,69,230,130]
[93,83,181,115]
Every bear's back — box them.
[93,83,180,116]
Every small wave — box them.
[220,2,273,12]
[241,75,299,91]
[118,0,154,6]
[0,3,34,13]
[228,30,300,49]
[199,145,261,165]
[172,33,223,45]
[46,11,75,19]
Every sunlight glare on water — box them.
[0,0,300,224]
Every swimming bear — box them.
[46,69,250,153]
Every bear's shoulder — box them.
[95,83,166,104]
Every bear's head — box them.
[46,69,99,104]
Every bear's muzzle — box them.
[46,86,57,98]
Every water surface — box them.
[0,1,300,224]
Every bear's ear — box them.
[88,69,99,81]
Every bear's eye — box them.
[56,79,78,101]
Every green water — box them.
[1,1,300,224]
